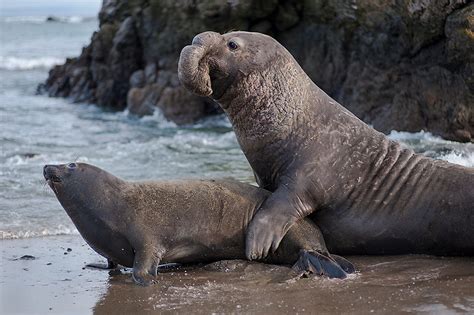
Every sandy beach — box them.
[1,235,473,314]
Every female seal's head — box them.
[43,163,125,219]
[44,163,112,196]
[178,31,293,102]
[44,162,82,196]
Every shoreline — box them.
[1,235,473,314]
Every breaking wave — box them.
[1,225,78,240]
[388,130,474,167]
[1,16,94,24]
[0,56,64,70]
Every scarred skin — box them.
[44,163,354,286]
[178,31,474,259]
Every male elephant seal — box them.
[44,163,354,285]
[178,31,474,259]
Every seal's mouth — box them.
[43,165,62,186]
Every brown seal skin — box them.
[178,31,474,260]
[43,163,354,286]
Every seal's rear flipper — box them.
[292,250,347,279]
[86,259,118,270]
[331,254,356,274]
[157,263,182,271]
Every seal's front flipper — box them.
[246,188,302,260]
[131,244,164,286]
[331,254,356,274]
[292,250,347,279]
[86,259,118,270]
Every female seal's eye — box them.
[67,163,77,169]
[227,41,238,51]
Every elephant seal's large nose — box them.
[191,31,220,46]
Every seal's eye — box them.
[227,41,238,51]
[67,163,77,169]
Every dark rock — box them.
[156,86,208,125]
[126,85,159,117]
[274,2,299,31]
[129,70,145,88]
[46,16,59,22]
[249,20,273,34]
[144,63,157,83]
[21,153,39,158]
[41,0,473,141]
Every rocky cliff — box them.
[42,0,473,142]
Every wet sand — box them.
[1,235,473,314]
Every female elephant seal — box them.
[178,31,474,259]
[44,163,354,286]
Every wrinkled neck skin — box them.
[214,55,341,192]
[217,55,312,141]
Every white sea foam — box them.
[388,130,474,167]
[2,16,47,23]
[159,130,239,152]
[0,225,79,240]
[1,16,93,24]
[388,130,450,143]
[438,151,474,167]
[128,109,178,128]
[0,56,64,70]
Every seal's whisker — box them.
[51,183,58,195]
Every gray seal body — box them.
[44,163,354,285]
[178,31,474,259]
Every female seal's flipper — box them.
[292,250,348,279]
[86,259,118,270]
[281,217,355,278]
[331,254,356,274]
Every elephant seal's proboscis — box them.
[44,163,354,285]
[178,31,474,259]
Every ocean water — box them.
[0,16,473,239]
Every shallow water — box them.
[2,236,473,314]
